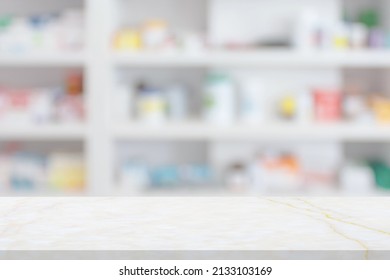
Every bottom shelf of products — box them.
[115,141,390,197]
[0,141,86,196]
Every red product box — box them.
[8,90,30,109]
[314,89,341,122]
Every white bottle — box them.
[166,85,188,121]
[120,160,150,193]
[142,20,168,50]
[30,88,55,123]
[332,21,349,49]
[296,89,313,123]
[203,72,236,124]
[349,23,368,49]
[340,164,375,195]
[60,9,84,50]
[10,18,31,53]
[293,8,320,50]
[137,87,167,123]
[239,79,265,123]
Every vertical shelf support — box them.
[85,0,115,194]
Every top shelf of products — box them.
[0,6,85,67]
[111,0,390,68]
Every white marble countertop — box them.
[0,197,389,259]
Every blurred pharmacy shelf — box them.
[0,124,86,140]
[2,0,390,196]
[113,122,390,142]
[112,50,390,68]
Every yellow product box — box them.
[372,97,390,123]
[47,153,85,191]
[114,29,142,50]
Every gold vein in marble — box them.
[265,198,370,259]
[297,199,390,237]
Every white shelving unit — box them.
[0,52,85,67]
[2,0,390,196]
[112,50,390,68]
[0,124,85,140]
[113,122,390,142]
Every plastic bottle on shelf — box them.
[349,23,368,49]
[332,22,349,49]
[0,16,12,51]
[120,160,150,192]
[30,88,55,124]
[226,162,249,193]
[136,83,167,123]
[239,79,265,124]
[59,9,84,51]
[9,17,31,53]
[28,15,48,51]
[340,163,375,194]
[166,85,189,121]
[181,32,205,53]
[368,29,386,48]
[343,86,372,123]
[293,8,321,50]
[203,72,236,124]
[41,13,61,51]
[369,161,390,191]
[296,89,313,123]
[142,20,169,50]
[278,93,297,120]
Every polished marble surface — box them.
[0,197,389,258]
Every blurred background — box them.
[1,0,390,196]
